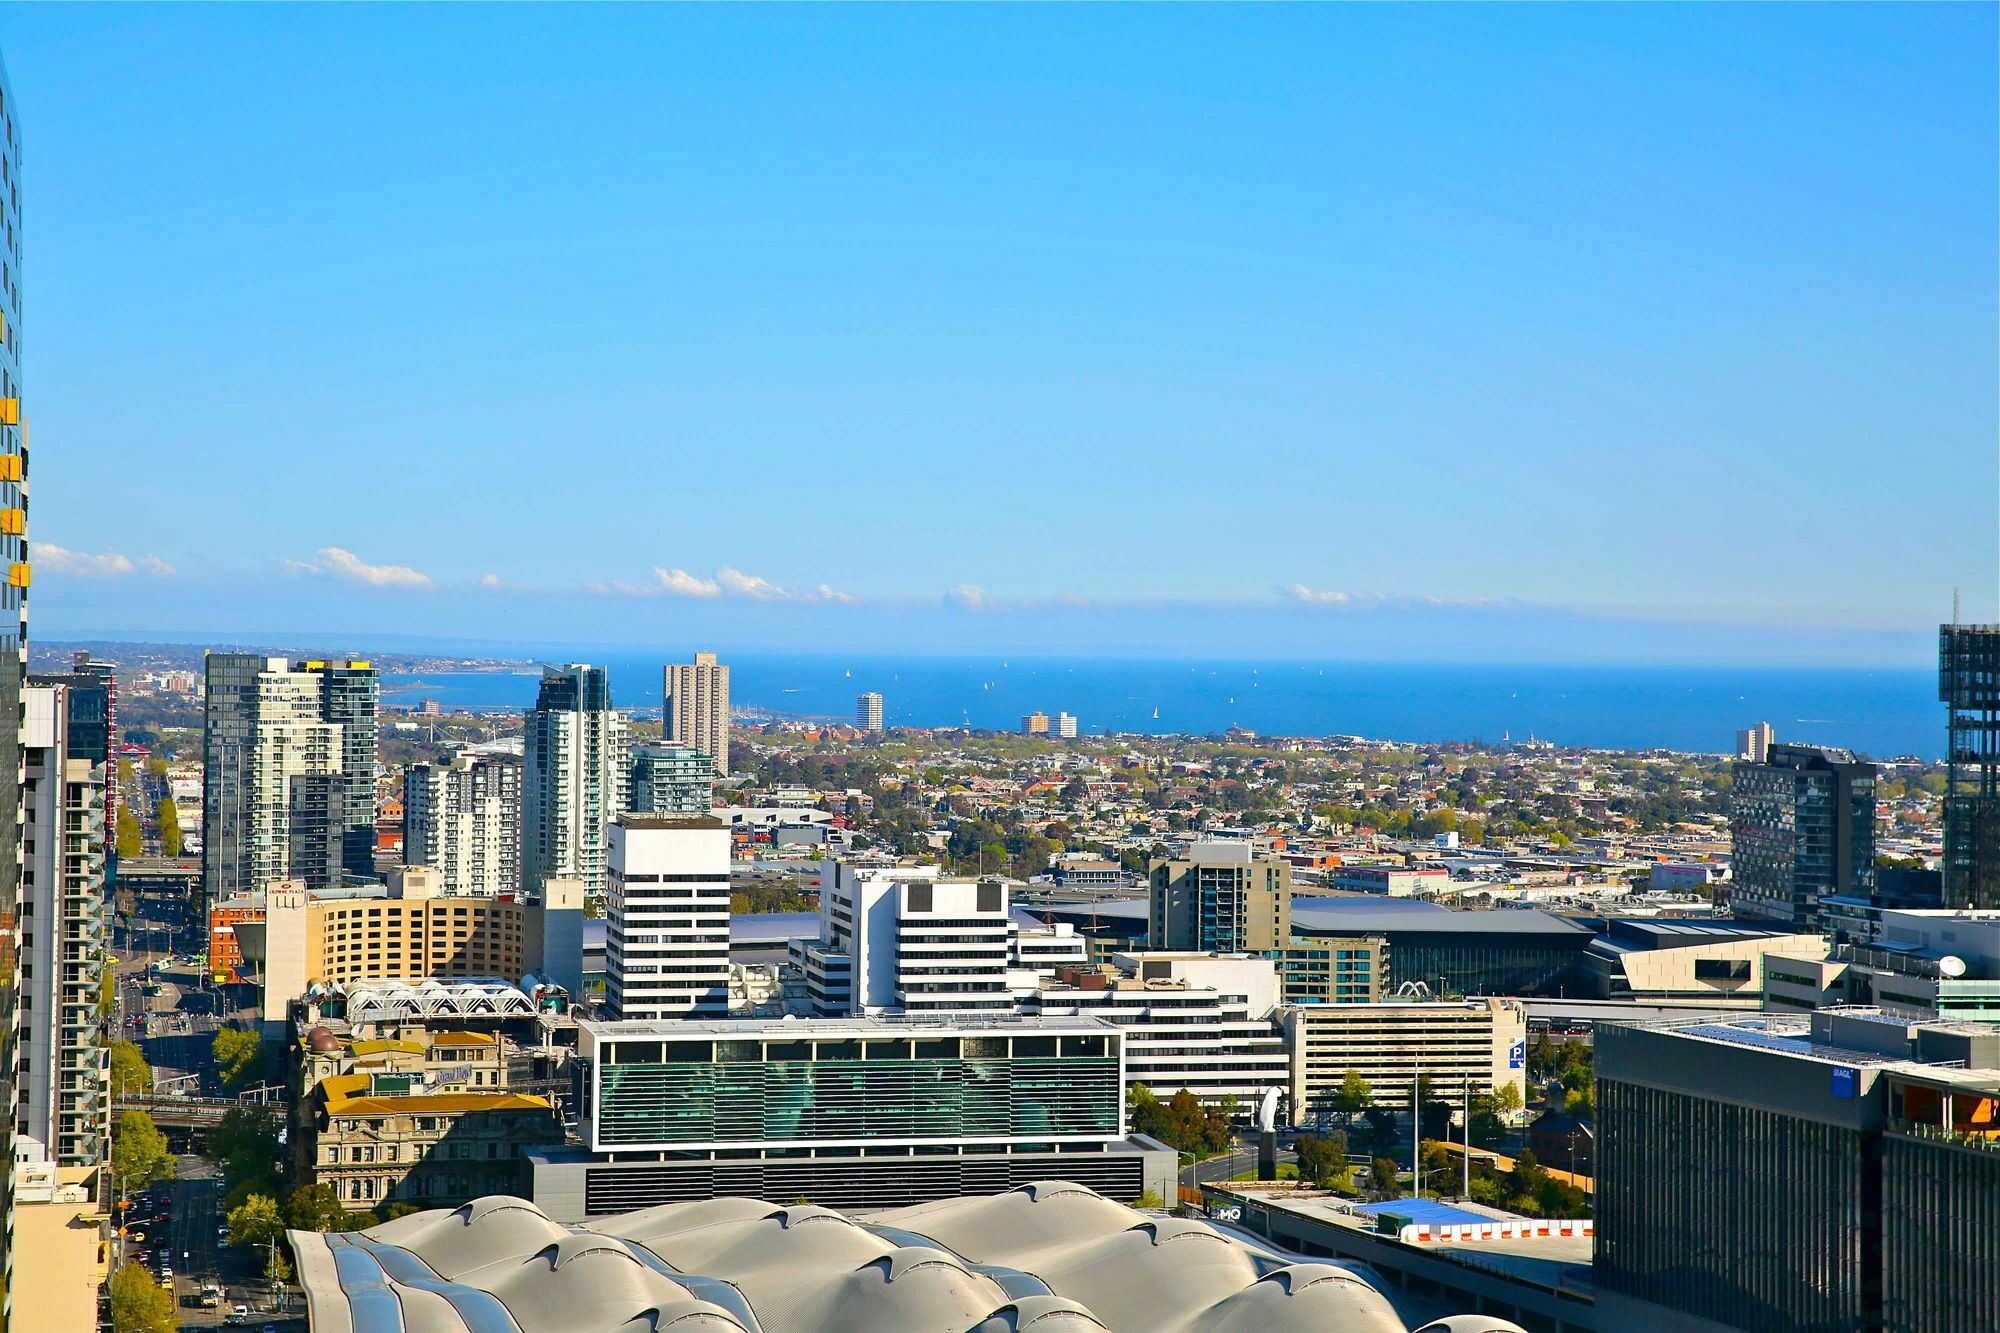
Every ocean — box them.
[380,653,1942,760]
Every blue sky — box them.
[2,4,1993,662]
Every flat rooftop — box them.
[582,1013,1119,1038]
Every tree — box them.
[227,1192,285,1249]
[111,1110,174,1195]
[115,809,142,859]
[110,1039,153,1097]
[208,1105,283,1206]
[1294,1131,1350,1188]
[1330,1069,1373,1127]
[213,1026,262,1088]
[1132,1188,1165,1210]
[99,963,117,1020]
[265,1245,293,1287]
[157,797,183,857]
[109,1261,176,1333]
[1368,1155,1401,1199]
[284,1183,374,1232]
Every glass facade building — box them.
[1941,624,2000,910]
[585,1021,1122,1151]
[1729,742,1876,932]
[1598,1014,2000,1333]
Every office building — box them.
[1286,998,1527,1122]
[17,684,108,1169]
[202,654,378,904]
[854,690,883,731]
[1765,906,2000,1022]
[1020,711,1049,736]
[1941,624,2000,909]
[1730,742,1876,931]
[404,746,522,896]
[521,664,629,894]
[227,868,584,1034]
[604,814,731,1020]
[1148,841,1292,954]
[794,861,1015,1016]
[1597,1009,2000,1333]
[535,1014,1174,1215]
[1053,710,1078,739]
[1735,720,1774,763]
[664,651,730,777]
[627,742,712,815]
[1031,953,1288,1108]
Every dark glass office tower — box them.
[306,660,378,878]
[1729,742,1876,931]
[1940,624,2000,909]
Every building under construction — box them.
[1941,624,2000,909]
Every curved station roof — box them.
[291,1181,1428,1333]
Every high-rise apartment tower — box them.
[404,747,522,896]
[855,691,883,732]
[521,665,629,894]
[202,656,377,906]
[664,652,730,777]
[0,60,26,1306]
[1148,841,1293,953]
[16,684,108,1170]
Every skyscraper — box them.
[855,691,884,732]
[604,813,730,1020]
[664,651,730,777]
[1148,841,1293,953]
[521,665,629,894]
[1729,742,1876,931]
[1940,624,2000,909]
[0,59,26,1303]
[202,655,377,907]
[308,658,379,878]
[16,683,107,1171]
[404,746,522,896]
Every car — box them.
[226,1307,249,1326]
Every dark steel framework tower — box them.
[1940,624,2000,909]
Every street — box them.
[1179,1144,1297,1190]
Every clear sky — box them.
[2,4,1993,662]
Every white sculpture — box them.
[1257,1086,1281,1135]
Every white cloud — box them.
[32,542,174,578]
[944,584,995,613]
[1280,584,1355,606]
[653,568,722,599]
[608,565,855,604]
[290,547,433,589]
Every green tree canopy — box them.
[110,1040,152,1097]
[226,1192,285,1249]
[111,1110,174,1195]
[114,809,142,859]
[108,1261,176,1333]
[212,1026,262,1088]
[157,797,183,857]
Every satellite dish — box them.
[1939,955,1968,979]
